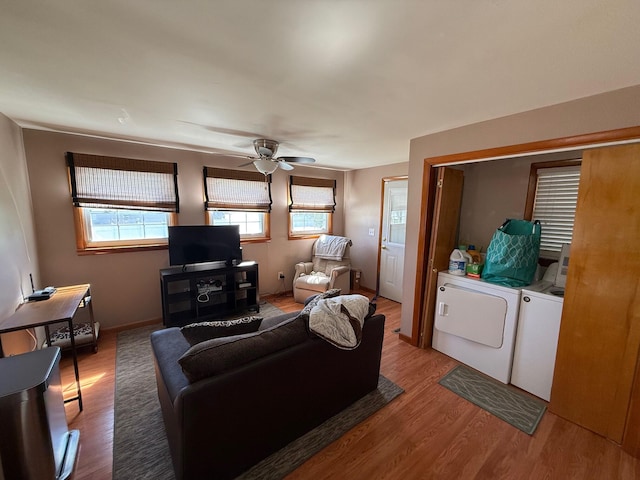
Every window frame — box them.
[524,159,582,260]
[288,175,336,239]
[203,167,272,243]
[66,152,179,254]
[73,208,177,254]
[206,210,271,243]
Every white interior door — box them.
[379,179,407,302]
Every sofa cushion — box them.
[180,316,263,346]
[293,273,331,294]
[178,314,310,383]
[258,311,300,331]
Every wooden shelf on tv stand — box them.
[160,261,259,327]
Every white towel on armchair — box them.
[314,235,352,260]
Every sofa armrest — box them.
[294,261,314,280]
[329,265,351,293]
[329,265,350,278]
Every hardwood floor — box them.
[60,291,640,479]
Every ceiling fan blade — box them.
[277,160,294,171]
[177,121,266,139]
[278,156,315,164]
[237,161,255,167]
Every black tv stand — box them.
[160,261,259,327]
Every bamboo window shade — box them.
[289,176,336,212]
[66,152,179,212]
[204,167,272,212]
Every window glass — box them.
[84,208,170,245]
[388,190,407,244]
[529,164,581,257]
[209,210,266,238]
[290,212,330,234]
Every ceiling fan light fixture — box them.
[253,138,279,158]
[253,158,278,175]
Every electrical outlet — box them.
[277,271,285,280]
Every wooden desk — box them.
[0,284,93,411]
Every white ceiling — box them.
[1,1,640,170]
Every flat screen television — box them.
[168,225,242,267]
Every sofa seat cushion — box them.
[180,316,263,345]
[294,273,331,293]
[178,314,310,383]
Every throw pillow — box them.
[178,315,309,382]
[180,316,263,346]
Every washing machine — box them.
[432,272,524,384]
[511,266,565,401]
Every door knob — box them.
[381,245,387,249]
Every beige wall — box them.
[344,163,409,291]
[457,150,581,252]
[22,130,345,329]
[401,84,640,336]
[0,114,40,354]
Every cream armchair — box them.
[293,236,352,303]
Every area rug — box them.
[113,304,404,480]
[439,365,546,435]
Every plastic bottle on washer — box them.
[448,249,467,276]
[459,246,473,264]
[466,244,482,264]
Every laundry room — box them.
[420,141,640,454]
[429,150,581,400]
[432,152,581,392]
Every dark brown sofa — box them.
[150,308,385,480]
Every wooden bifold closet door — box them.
[549,143,640,451]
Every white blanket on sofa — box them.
[308,295,370,349]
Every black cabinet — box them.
[160,261,259,327]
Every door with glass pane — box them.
[379,179,407,302]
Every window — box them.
[66,152,179,252]
[204,167,272,241]
[525,161,581,258]
[289,176,335,238]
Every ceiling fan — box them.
[239,139,316,175]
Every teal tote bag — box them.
[481,219,541,287]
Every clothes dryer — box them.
[432,272,523,383]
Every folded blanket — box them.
[314,235,352,260]
[308,294,370,349]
